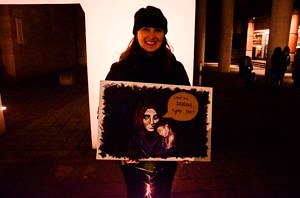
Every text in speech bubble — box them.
[163,92,199,121]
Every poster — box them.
[97,80,213,161]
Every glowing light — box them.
[145,174,152,198]
[145,182,152,198]
[1,106,6,111]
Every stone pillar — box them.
[218,0,234,73]
[0,94,6,135]
[288,10,300,62]
[0,5,17,82]
[266,0,294,73]
[246,19,255,57]
[193,0,206,85]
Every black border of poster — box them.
[97,80,213,161]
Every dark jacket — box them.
[105,49,190,170]
[105,50,190,86]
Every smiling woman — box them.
[137,27,165,53]
[133,6,167,53]
[78,1,195,150]
[104,5,191,198]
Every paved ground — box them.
[0,66,299,197]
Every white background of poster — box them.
[1,0,195,148]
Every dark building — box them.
[0,4,86,83]
[1,1,300,83]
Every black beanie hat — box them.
[133,6,168,35]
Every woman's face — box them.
[137,27,164,53]
[143,108,159,132]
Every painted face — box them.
[157,124,169,137]
[137,27,164,53]
[143,108,159,132]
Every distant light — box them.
[1,106,6,111]
[253,17,256,20]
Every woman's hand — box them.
[178,160,191,166]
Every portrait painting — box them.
[97,80,212,161]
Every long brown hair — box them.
[119,36,175,68]
[132,101,161,133]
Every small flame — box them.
[1,106,6,111]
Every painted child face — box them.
[157,124,170,137]
[137,27,164,53]
[143,108,159,132]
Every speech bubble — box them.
[163,92,199,121]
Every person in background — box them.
[105,5,190,198]
[292,48,300,88]
[279,46,290,86]
[270,47,284,88]
[237,55,256,87]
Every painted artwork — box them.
[97,80,213,161]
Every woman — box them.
[280,46,290,85]
[105,5,190,198]
[292,48,300,88]
[127,101,163,159]
[270,47,284,87]
[238,55,256,87]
